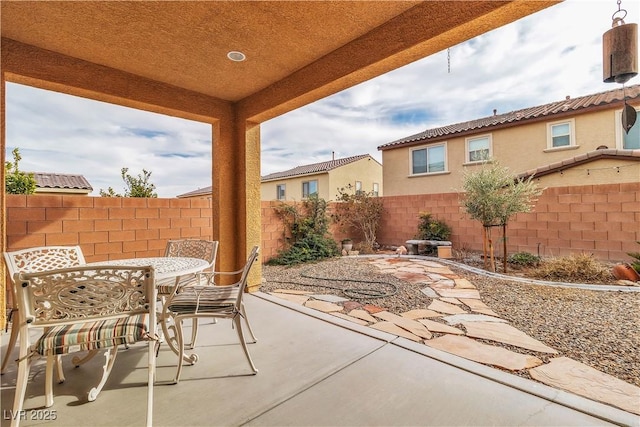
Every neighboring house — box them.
[378,85,640,195]
[32,172,93,195]
[176,186,212,199]
[260,154,382,201]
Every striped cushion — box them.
[168,286,238,314]
[35,314,149,356]
[156,274,206,296]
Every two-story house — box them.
[378,85,640,195]
[260,154,382,201]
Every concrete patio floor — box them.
[1,292,636,427]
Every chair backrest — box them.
[3,246,86,307]
[15,265,155,329]
[164,240,218,271]
[233,246,260,307]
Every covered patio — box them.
[1,292,633,427]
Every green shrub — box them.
[507,252,541,267]
[415,212,451,241]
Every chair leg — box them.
[0,316,19,374]
[188,318,198,350]
[55,355,65,384]
[45,356,56,407]
[71,349,99,367]
[11,352,31,427]
[173,318,199,384]
[234,316,258,374]
[146,339,155,427]
[241,303,257,344]
[88,348,118,402]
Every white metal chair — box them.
[160,239,219,349]
[2,246,87,381]
[165,246,259,384]
[11,265,157,427]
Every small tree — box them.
[461,160,542,272]
[5,148,36,195]
[100,167,157,198]
[332,185,384,253]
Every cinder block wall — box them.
[5,195,213,262]
[376,182,640,262]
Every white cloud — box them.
[5,0,638,195]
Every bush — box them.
[532,253,613,283]
[415,212,451,241]
[507,252,541,267]
[627,241,640,274]
[266,234,339,265]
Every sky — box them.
[5,0,640,198]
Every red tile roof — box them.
[378,84,640,150]
[261,154,377,182]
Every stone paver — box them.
[436,288,481,299]
[400,309,441,319]
[443,314,507,324]
[458,298,499,317]
[417,319,464,335]
[453,278,476,289]
[529,357,640,415]
[305,300,343,313]
[348,309,377,323]
[311,294,351,303]
[270,292,310,305]
[426,335,544,371]
[273,289,313,295]
[420,287,438,298]
[370,321,422,342]
[428,299,467,315]
[372,311,432,339]
[331,312,370,326]
[462,321,558,354]
[440,297,462,305]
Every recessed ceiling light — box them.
[227,51,246,62]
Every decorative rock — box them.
[362,304,385,314]
[395,245,408,255]
[462,322,558,354]
[428,299,467,315]
[370,321,422,342]
[529,357,640,415]
[342,301,363,311]
[426,335,543,371]
[417,319,464,335]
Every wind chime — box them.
[602,0,638,132]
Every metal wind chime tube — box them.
[602,0,638,133]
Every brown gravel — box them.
[261,256,640,388]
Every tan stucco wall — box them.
[382,107,639,196]
[261,157,382,201]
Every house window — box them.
[372,182,379,196]
[302,180,318,198]
[276,184,286,201]
[466,135,491,162]
[547,119,575,149]
[411,144,446,175]
[355,181,362,195]
[616,107,640,149]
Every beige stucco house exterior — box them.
[379,85,640,195]
[32,172,93,196]
[261,154,382,201]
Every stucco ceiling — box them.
[1,1,558,120]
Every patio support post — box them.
[0,72,6,330]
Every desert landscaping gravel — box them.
[261,256,640,388]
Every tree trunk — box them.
[502,224,507,273]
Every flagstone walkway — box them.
[267,257,640,417]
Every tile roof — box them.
[517,148,640,180]
[176,186,212,198]
[261,154,376,181]
[32,172,93,191]
[378,84,640,151]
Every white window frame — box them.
[355,181,362,195]
[409,142,448,176]
[615,107,640,150]
[465,134,492,163]
[546,119,576,150]
[372,182,379,197]
[302,180,318,198]
[276,184,286,201]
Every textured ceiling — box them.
[1,1,558,113]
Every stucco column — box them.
[212,114,262,291]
